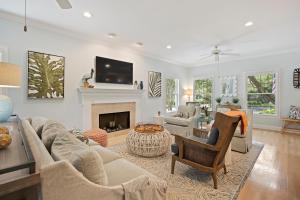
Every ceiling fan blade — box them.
[56,0,72,9]
[197,54,214,62]
[219,52,240,56]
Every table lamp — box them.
[0,62,21,122]
[184,89,193,102]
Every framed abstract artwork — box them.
[148,71,161,97]
[27,51,65,99]
[293,68,300,89]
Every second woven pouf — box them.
[83,128,108,147]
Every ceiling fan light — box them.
[244,21,254,27]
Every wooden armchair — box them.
[171,112,240,189]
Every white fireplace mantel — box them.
[77,88,145,129]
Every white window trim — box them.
[165,77,180,113]
[192,76,215,109]
[244,70,280,117]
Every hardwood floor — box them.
[237,129,300,200]
[108,129,300,200]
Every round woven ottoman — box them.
[126,124,171,157]
[83,128,108,147]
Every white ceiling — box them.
[1,0,300,67]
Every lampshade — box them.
[184,89,193,96]
[0,62,21,88]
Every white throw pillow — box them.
[72,150,108,185]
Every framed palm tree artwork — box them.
[27,51,65,99]
[148,71,161,97]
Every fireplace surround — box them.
[91,102,136,136]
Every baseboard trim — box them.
[253,124,282,132]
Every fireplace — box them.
[99,111,130,133]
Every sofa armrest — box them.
[41,161,124,200]
[41,161,167,200]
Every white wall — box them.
[0,18,189,129]
[188,51,300,129]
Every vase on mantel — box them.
[139,81,143,90]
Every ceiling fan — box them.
[56,0,72,9]
[197,45,240,63]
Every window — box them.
[247,72,278,115]
[165,78,179,112]
[194,79,213,108]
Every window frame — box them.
[245,70,280,117]
[193,76,214,109]
[165,78,180,113]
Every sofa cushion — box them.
[51,133,108,185]
[51,133,87,161]
[31,116,48,138]
[207,128,219,145]
[42,127,69,151]
[164,117,190,127]
[90,145,122,164]
[104,158,152,186]
[42,120,66,133]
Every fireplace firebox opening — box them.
[99,111,130,133]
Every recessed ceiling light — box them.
[83,11,92,18]
[108,33,117,38]
[166,45,172,49]
[135,42,143,47]
[244,21,253,27]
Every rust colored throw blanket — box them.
[225,111,248,134]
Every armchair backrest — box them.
[177,105,196,117]
[212,112,240,166]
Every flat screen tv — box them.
[95,56,133,85]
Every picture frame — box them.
[148,71,161,97]
[27,51,65,99]
[293,68,300,89]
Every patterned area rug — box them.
[109,142,263,200]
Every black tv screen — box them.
[95,56,133,85]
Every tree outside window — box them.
[194,79,213,108]
[166,79,179,112]
[247,72,277,115]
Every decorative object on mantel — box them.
[216,97,222,104]
[28,51,65,99]
[134,80,138,89]
[0,62,21,122]
[82,68,95,88]
[293,68,300,88]
[0,127,11,149]
[148,71,161,97]
[137,81,144,90]
[221,75,237,97]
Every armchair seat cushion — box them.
[164,117,190,126]
[104,158,152,186]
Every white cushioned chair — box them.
[164,105,199,136]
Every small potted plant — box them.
[215,97,222,104]
[232,97,240,104]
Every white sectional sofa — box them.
[22,118,167,200]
